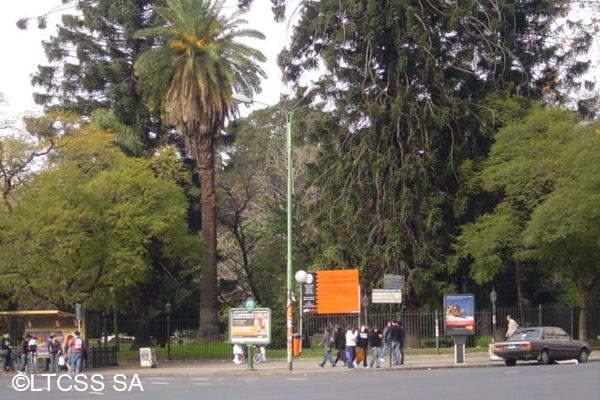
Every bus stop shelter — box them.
[0,310,81,359]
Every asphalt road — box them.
[1,362,598,399]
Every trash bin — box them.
[292,334,301,356]
[139,347,156,368]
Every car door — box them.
[542,328,560,359]
[554,328,578,360]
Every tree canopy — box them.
[0,114,200,310]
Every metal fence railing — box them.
[1,304,598,364]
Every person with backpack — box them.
[47,335,62,373]
[318,327,336,368]
[69,331,86,374]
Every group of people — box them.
[318,318,406,369]
[0,331,86,374]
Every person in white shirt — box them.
[345,325,358,369]
[506,315,519,338]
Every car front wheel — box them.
[504,359,517,367]
[577,350,589,364]
[538,350,550,365]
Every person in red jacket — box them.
[69,331,86,374]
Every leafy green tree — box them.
[457,106,600,339]
[133,0,266,339]
[273,0,595,317]
[0,119,200,310]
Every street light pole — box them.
[165,301,172,361]
[490,287,497,344]
[232,88,325,371]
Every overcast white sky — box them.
[1,2,597,120]
[0,0,312,119]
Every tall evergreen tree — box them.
[275,0,593,313]
[134,0,266,339]
[30,0,167,152]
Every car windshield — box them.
[507,329,541,341]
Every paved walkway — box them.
[89,349,599,377]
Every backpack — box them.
[328,335,334,347]
[73,337,83,351]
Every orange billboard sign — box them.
[302,269,360,314]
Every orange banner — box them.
[315,269,360,314]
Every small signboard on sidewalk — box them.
[372,289,403,304]
[229,308,271,345]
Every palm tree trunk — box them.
[195,134,219,341]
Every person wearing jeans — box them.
[380,321,391,361]
[48,335,61,373]
[1,332,15,373]
[318,328,336,367]
[69,331,86,374]
[17,335,30,374]
[369,327,383,368]
[345,325,358,369]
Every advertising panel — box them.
[229,308,271,344]
[444,294,475,335]
[301,269,360,315]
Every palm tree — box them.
[134,0,266,339]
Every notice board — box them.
[302,269,360,314]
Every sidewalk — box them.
[90,349,600,377]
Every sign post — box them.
[444,294,475,364]
[229,307,271,371]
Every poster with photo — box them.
[444,294,475,335]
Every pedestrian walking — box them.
[368,327,383,368]
[318,327,336,367]
[506,315,518,338]
[390,318,402,365]
[356,325,369,368]
[333,325,347,365]
[345,325,358,369]
[398,320,406,365]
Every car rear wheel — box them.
[577,350,589,364]
[538,350,550,365]
[504,359,517,367]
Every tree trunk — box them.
[578,288,589,341]
[195,134,219,341]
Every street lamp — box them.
[490,287,497,343]
[362,293,370,327]
[295,270,308,354]
[165,301,172,361]
[232,87,325,371]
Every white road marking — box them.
[505,371,520,374]
[148,381,170,385]
[88,392,104,395]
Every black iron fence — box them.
[2,304,598,364]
